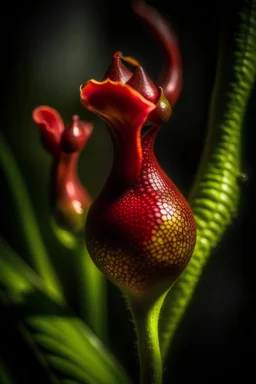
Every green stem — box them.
[128,292,168,384]
[159,0,256,360]
[51,215,107,341]
[77,243,107,343]
[0,132,64,302]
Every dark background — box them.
[1,0,255,383]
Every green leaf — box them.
[0,240,133,384]
[0,360,16,384]
[159,0,256,359]
[0,132,63,301]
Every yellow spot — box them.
[158,237,164,245]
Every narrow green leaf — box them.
[159,0,256,359]
[0,240,133,384]
[0,132,63,301]
[0,360,16,384]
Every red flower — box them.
[32,106,92,233]
[81,52,171,185]
[80,54,196,298]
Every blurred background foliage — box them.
[1,0,255,382]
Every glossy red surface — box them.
[32,106,92,232]
[86,127,196,296]
[81,67,196,296]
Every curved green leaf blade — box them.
[0,240,133,384]
[0,133,63,301]
[0,360,15,384]
[160,0,256,359]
